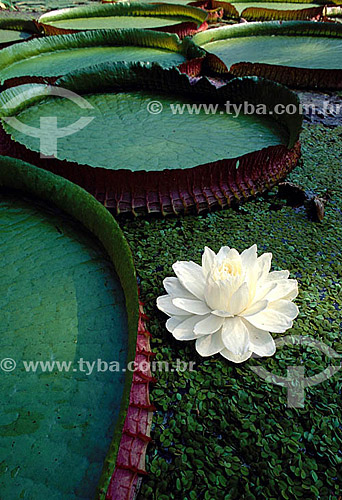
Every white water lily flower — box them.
[157,245,299,363]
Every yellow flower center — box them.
[213,258,242,282]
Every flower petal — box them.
[202,247,216,278]
[166,315,190,333]
[157,295,186,317]
[172,315,202,340]
[244,307,293,333]
[263,279,298,302]
[241,299,268,317]
[241,244,258,298]
[241,244,257,269]
[194,314,224,335]
[195,331,225,356]
[172,261,205,300]
[204,277,231,311]
[173,298,211,315]
[163,277,194,299]
[247,324,276,357]
[212,310,233,318]
[267,270,290,281]
[228,281,250,315]
[221,317,250,355]
[253,281,277,303]
[257,252,272,283]
[220,349,252,363]
[216,246,231,261]
[268,299,299,320]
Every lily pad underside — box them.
[0,63,301,215]
[0,156,139,499]
[37,3,208,38]
[0,29,204,86]
[192,21,342,89]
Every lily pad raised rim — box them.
[191,21,342,89]
[0,62,302,216]
[0,155,140,499]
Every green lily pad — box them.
[0,156,139,499]
[0,29,203,84]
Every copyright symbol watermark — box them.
[1,85,94,159]
[147,100,163,115]
[0,358,16,372]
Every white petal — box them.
[241,245,258,299]
[166,316,190,334]
[172,261,205,301]
[257,252,272,283]
[221,317,250,355]
[216,246,232,261]
[282,286,299,301]
[194,314,224,335]
[241,244,257,268]
[157,295,186,316]
[267,270,290,281]
[202,247,216,278]
[204,277,231,311]
[253,281,278,303]
[228,282,250,315]
[195,331,225,356]
[220,349,252,363]
[173,298,211,315]
[263,279,298,302]
[241,299,268,317]
[172,315,202,340]
[212,310,234,318]
[163,277,194,299]
[247,325,276,357]
[244,308,293,333]
[268,299,299,320]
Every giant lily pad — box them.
[0,155,139,499]
[0,29,204,86]
[0,63,301,215]
[38,3,208,38]
[192,21,342,89]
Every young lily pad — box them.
[0,156,139,499]
[0,62,302,215]
[0,29,204,86]
[38,3,208,37]
[192,21,342,89]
